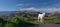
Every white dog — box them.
[38,13,45,23]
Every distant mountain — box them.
[0,11,51,17]
[0,11,16,16]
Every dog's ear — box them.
[40,13,42,14]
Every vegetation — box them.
[0,11,60,27]
[44,12,60,23]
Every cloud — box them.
[20,7,38,11]
[19,7,60,12]
[16,4,24,6]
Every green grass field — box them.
[15,16,60,23]
[0,15,60,27]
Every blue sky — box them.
[0,0,17,11]
[17,0,60,8]
[0,0,60,12]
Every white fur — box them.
[38,13,45,23]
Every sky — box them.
[0,0,60,12]
[0,0,17,11]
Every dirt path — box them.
[31,22,60,27]
[41,23,60,27]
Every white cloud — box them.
[20,7,38,11]
[16,4,23,6]
[19,7,60,12]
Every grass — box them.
[44,17,60,23]
[19,16,60,23]
[0,15,60,27]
